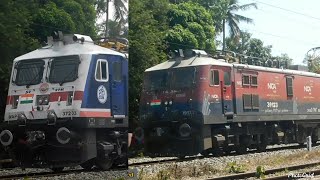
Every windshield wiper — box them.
[59,67,77,86]
[26,72,41,88]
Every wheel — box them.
[200,149,210,157]
[50,167,64,172]
[236,145,247,155]
[257,143,267,152]
[80,160,94,170]
[223,147,232,155]
[95,158,113,170]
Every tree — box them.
[220,0,257,50]
[304,54,320,73]
[166,2,216,52]
[95,0,128,37]
[274,53,293,68]
[226,32,272,64]
[129,0,169,130]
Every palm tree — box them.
[222,0,257,51]
[105,0,128,38]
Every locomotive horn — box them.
[0,130,13,146]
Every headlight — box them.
[179,123,191,137]
[11,95,19,109]
[169,100,173,105]
[164,101,168,105]
[37,95,49,105]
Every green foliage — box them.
[304,54,320,73]
[157,170,171,180]
[256,165,265,179]
[33,2,76,42]
[274,53,293,68]
[226,161,247,173]
[226,31,293,67]
[226,32,272,64]
[128,0,169,130]
[166,2,216,51]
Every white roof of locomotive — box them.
[146,55,320,78]
[15,40,125,62]
[145,56,232,72]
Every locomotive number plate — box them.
[61,110,78,117]
[267,102,278,108]
[8,113,18,120]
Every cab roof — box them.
[15,40,126,62]
[146,55,320,78]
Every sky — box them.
[233,0,320,65]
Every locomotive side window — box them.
[209,70,214,86]
[251,76,258,86]
[13,59,45,86]
[95,59,109,82]
[224,72,231,86]
[113,61,122,82]
[243,94,252,110]
[242,75,250,86]
[214,70,219,85]
[251,94,259,109]
[286,76,293,96]
[209,70,220,86]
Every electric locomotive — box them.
[139,49,320,157]
[0,32,128,171]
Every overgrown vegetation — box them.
[226,161,247,173]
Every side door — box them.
[108,56,126,118]
[219,66,234,115]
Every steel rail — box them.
[129,143,315,167]
[207,161,320,180]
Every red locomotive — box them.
[139,50,320,157]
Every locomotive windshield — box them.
[14,59,45,86]
[143,70,170,91]
[144,67,196,90]
[48,55,80,84]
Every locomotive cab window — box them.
[210,70,220,86]
[224,71,231,86]
[13,59,45,86]
[251,76,258,86]
[48,55,80,84]
[286,76,293,96]
[242,75,250,86]
[95,59,109,82]
[113,61,122,82]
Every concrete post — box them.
[307,136,312,151]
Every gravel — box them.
[0,166,130,180]
[0,144,319,179]
[130,143,320,180]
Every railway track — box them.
[208,161,320,180]
[0,169,84,180]
[129,143,315,167]
[0,166,128,179]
